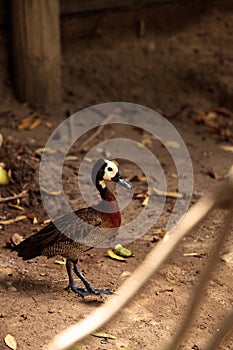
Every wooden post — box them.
[11,0,61,107]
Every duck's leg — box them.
[65,259,113,297]
[65,259,89,297]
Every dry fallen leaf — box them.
[45,121,53,129]
[84,157,93,163]
[183,252,205,258]
[18,113,48,131]
[133,190,151,207]
[157,287,174,294]
[212,107,233,118]
[0,133,3,148]
[35,147,57,156]
[183,252,199,257]
[142,195,149,207]
[7,168,13,181]
[165,140,180,149]
[92,332,117,340]
[0,215,27,225]
[65,156,78,161]
[55,259,66,265]
[18,117,33,130]
[133,191,148,199]
[29,119,42,130]
[153,188,184,199]
[139,176,147,182]
[140,137,152,147]
[193,109,206,122]
[154,228,167,238]
[27,213,38,224]
[40,187,62,196]
[129,175,147,182]
[113,244,133,258]
[104,150,112,159]
[8,203,25,211]
[165,272,176,285]
[219,145,233,153]
[192,108,233,141]
[108,249,126,261]
[4,334,17,350]
[10,233,24,246]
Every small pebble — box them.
[7,286,17,292]
[120,271,131,278]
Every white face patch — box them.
[98,179,106,189]
[103,160,119,181]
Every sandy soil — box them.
[0,2,233,350]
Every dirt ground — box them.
[0,2,233,350]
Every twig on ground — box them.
[0,190,28,203]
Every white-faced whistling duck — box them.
[14,159,132,297]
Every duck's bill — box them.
[117,178,133,190]
[112,172,133,190]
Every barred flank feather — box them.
[15,206,120,261]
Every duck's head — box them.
[92,159,132,190]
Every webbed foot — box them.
[65,284,113,297]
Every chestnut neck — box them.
[96,183,121,227]
[97,185,118,209]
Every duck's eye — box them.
[107,167,113,171]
